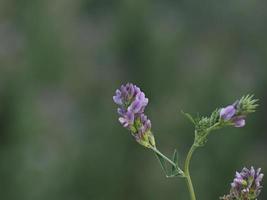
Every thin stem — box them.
[151,147,176,168]
[183,122,220,200]
[184,144,197,200]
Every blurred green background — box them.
[0,0,266,200]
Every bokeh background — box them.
[0,0,266,200]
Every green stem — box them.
[183,123,220,200]
[151,147,184,175]
[151,147,177,168]
[184,144,197,200]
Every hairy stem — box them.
[184,144,197,200]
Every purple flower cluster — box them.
[230,167,264,200]
[113,83,155,148]
[220,105,246,127]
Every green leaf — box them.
[181,111,195,125]
[171,149,178,173]
[154,153,168,176]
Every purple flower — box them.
[113,83,140,106]
[230,167,264,200]
[220,105,236,120]
[118,111,134,127]
[128,92,148,114]
[113,83,148,128]
[232,116,246,128]
[113,83,155,148]
[113,89,123,105]
[220,104,247,128]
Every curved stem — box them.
[184,144,197,200]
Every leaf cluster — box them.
[182,109,221,146]
[236,94,258,115]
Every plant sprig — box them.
[113,84,262,200]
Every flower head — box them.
[230,167,264,200]
[221,167,264,200]
[113,83,155,148]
